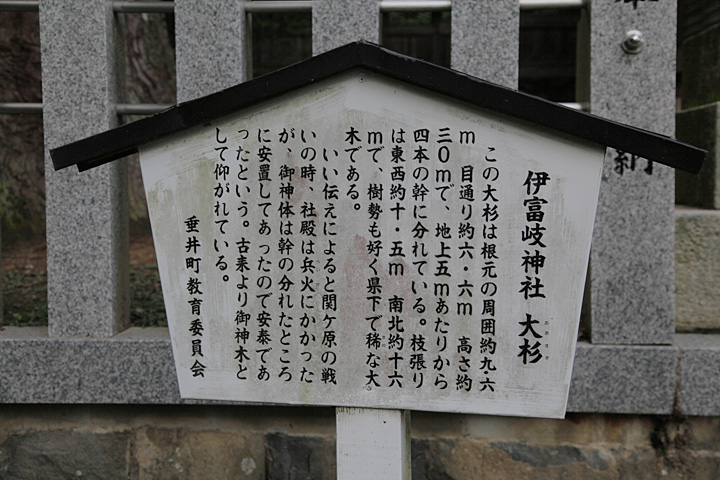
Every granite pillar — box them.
[312,0,379,56]
[40,0,129,338]
[588,0,676,344]
[1,223,3,327]
[175,0,248,102]
[451,0,518,88]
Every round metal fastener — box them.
[622,30,645,54]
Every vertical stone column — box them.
[451,0,519,88]
[312,0,379,55]
[40,0,129,338]
[589,0,677,344]
[175,0,248,103]
[1,223,3,327]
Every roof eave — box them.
[50,41,705,174]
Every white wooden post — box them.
[310,3,404,479]
[336,408,411,480]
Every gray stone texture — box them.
[0,426,267,480]
[409,434,710,480]
[0,328,700,416]
[675,208,720,332]
[266,434,336,480]
[175,0,247,102]
[451,0,518,88]
[588,0,677,344]
[0,328,179,403]
[679,24,720,110]
[39,0,129,338]
[312,0,379,55]
[0,223,2,327]
[676,103,720,208]
[0,430,132,480]
[131,427,266,479]
[4,411,720,480]
[675,334,720,416]
[411,438,455,480]
[567,342,676,414]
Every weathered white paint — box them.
[139,69,605,418]
[336,407,410,480]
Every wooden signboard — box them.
[51,42,705,422]
[140,70,602,418]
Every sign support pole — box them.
[336,407,411,479]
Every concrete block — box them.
[39,0,129,338]
[675,208,720,332]
[451,0,518,87]
[174,0,247,102]
[676,103,720,208]
[312,0,379,55]
[588,0,677,344]
[675,334,720,416]
[567,342,676,414]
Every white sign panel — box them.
[140,70,604,418]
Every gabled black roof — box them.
[51,41,705,173]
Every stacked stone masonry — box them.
[674,21,720,412]
[2,405,720,479]
[0,0,719,462]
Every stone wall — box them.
[3,1,720,479]
[676,23,720,333]
[1,405,719,480]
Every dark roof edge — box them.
[51,41,705,174]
